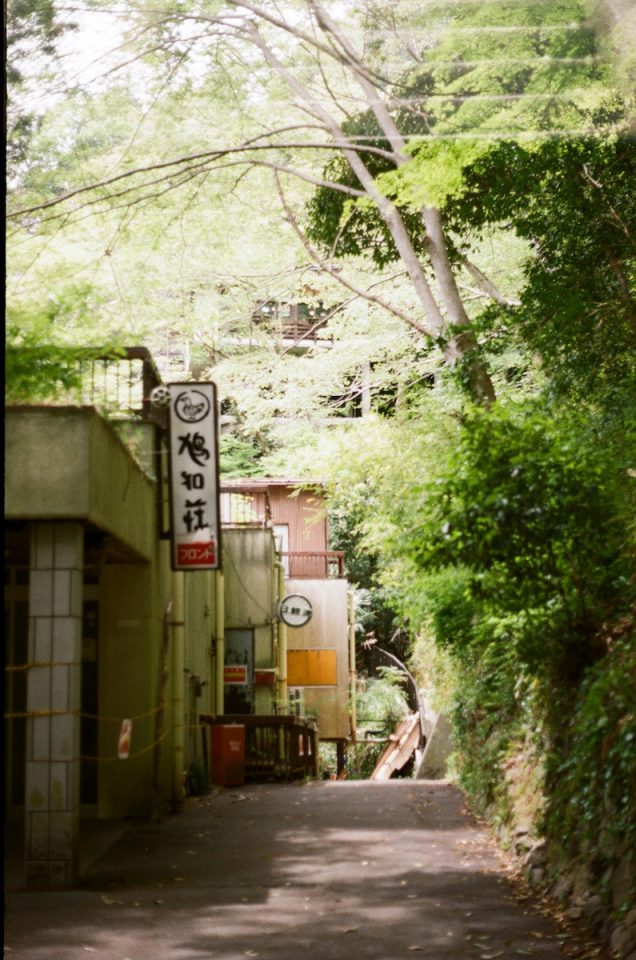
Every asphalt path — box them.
[4,780,591,960]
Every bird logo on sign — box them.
[174,390,211,423]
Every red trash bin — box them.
[210,724,246,787]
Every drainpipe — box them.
[171,571,186,811]
[214,568,225,716]
[348,592,357,742]
[274,561,288,714]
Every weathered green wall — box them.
[223,528,277,715]
[183,570,216,762]
[98,563,159,818]
[6,407,217,820]
[6,408,155,561]
[97,557,215,818]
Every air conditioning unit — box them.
[288,687,305,718]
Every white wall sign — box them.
[279,595,313,627]
[168,382,221,571]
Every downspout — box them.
[214,568,225,716]
[348,592,357,742]
[274,561,288,714]
[171,571,186,812]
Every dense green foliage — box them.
[547,636,636,877]
[316,125,635,904]
[306,0,624,263]
[410,402,634,682]
[444,137,636,399]
[219,435,267,479]
[328,497,404,669]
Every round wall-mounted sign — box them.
[279,595,313,628]
[150,385,172,408]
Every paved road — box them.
[5,780,590,960]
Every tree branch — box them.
[272,171,430,338]
[242,20,447,339]
[8,132,396,220]
[225,0,392,89]
[460,256,521,307]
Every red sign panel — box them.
[176,542,216,567]
[224,665,248,685]
[254,669,276,686]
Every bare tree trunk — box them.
[306,2,496,404]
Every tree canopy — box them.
[8,0,632,410]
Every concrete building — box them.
[5,350,355,888]
[5,397,221,886]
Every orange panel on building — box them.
[287,649,337,686]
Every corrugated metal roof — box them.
[222,478,325,489]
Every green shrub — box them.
[545,635,636,884]
[407,401,634,688]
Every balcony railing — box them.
[252,301,334,345]
[282,551,345,579]
[220,488,272,526]
[7,345,166,427]
[279,320,332,344]
[80,347,166,426]
[200,714,318,782]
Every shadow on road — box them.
[4,781,584,959]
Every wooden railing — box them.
[200,714,319,782]
[251,301,334,345]
[282,551,345,579]
[279,321,332,344]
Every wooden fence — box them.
[200,714,319,782]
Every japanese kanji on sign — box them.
[168,382,221,571]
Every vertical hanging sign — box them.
[168,382,221,570]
